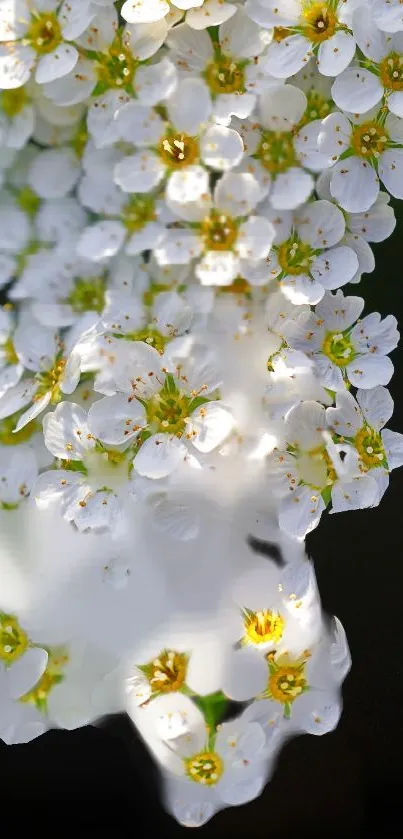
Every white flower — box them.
[87,341,234,478]
[241,630,345,736]
[0,0,93,88]
[0,321,89,431]
[266,398,387,537]
[113,80,244,205]
[41,16,175,107]
[221,558,322,701]
[237,85,317,210]
[0,611,48,744]
[284,290,399,391]
[156,171,275,286]
[130,692,269,827]
[318,109,403,212]
[250,0,359,77]
[246,199,359,305]
[101,287,193,350]
[76,160,172,261]
[34,400,131,533]
[333,10,403,118]
[121,0,237,31]
[316,174,396,282]
[166,9,274,125]
[326,386,403,510]
[266,401,330,537]
[32,286,103,330]
[126,645,194,708]
[8,234,88,304]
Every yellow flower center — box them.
[322,330,355,367]
[301,2,337,43]
[1,87,27,117]
[0,614,28,664]
[186,751,224,786]
[146,389,191,437]
[141,649,188,695]
[158,132,200,169]
[243,609,285,646]
[351,121,389,159]
[256,130,297,174]
[355,426,387,469]
[269,664,307,702]
[278,237,315,275]
[205,54,245,95]
[27,12,62,55]
[96,35,137,89]
[34,356,66,404]
[67,278,105,314]
[379,52,403,91]
[122,194,156,233]
[299,89,332,127]
[267,655,308,705]
[202,212,238,251]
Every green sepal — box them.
[162,373,179,396]
[339,148,355,161]
[59,459,88,475]
[187,395,210,414]
[321,485,332,507]
[193,691,229,747]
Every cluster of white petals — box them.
[1,0,402,826]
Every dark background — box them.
[1,215,402,837]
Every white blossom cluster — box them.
[0,0,402,826]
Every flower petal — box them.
[43,402,95,460]
[88,394,146,445]
[8,648,48,700]
[134,433,187,478]
[35,43,78,85]
[189,401,234,452]
[279,484,326,539]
